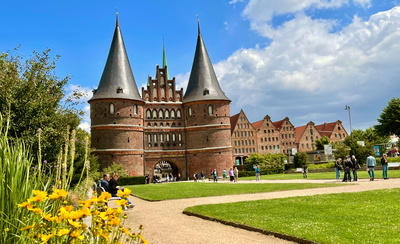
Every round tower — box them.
[183,22,232,179]
[89,15,145,176]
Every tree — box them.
[315,136,330,150]
[375,97,400,137]
[294,152,308,168]
[0,48,85,164]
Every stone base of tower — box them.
[94,151,144,176]
[186,149,233,180]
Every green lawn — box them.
[126,182,338,201]
[240,169,400,180]
[185,188,400,244]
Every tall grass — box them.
[0,117,53,243]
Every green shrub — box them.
[103,163,128,177]
[387,157,400,162]
[307,162,335,170]
[118,176,146,186]
[294,152,308,168]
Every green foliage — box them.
[307,162,335,170]
[375,97,400,137]
[293,152,308,168]
[103,163,128,178]
[238,168,284,177]
[245,153,286,171]
[0,116,54,243]
[118,176,146,186]
[315,136,330,150]
[0,49,86,165]
[184,189,400,243]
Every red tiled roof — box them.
[315,122,337,138]
[273,118,285,129]
[230,113,240,134]
[252,120,263,131]
[295,125,307,143]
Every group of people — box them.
[99,173,135,208]
[193,167,239,182]
[335,153,390,182]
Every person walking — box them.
[366,153,376,181]
[213,169,218,182]
[335,158,342,182]
[381,154,389,180]
[222,169,227,181]
[351,155,359,181]
[343,156,352,182]
[201,171,205,182]
[229,168,234,182]
[234,167,239,182]
[254,165,260,181]
[302,163,308,179]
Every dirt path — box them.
[122,178,399,244]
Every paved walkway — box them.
[122,178,399,244]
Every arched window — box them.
[147,123,151,127]
[166,134,170,142]
[188,107,192,116]
[176,94,180,101]
[171,109,175,118]
[178,133,182,141]
[172,134,176,141]
[109,103,115,114]
[165,110,169,119]
[152,110,157,119]
[208,105,213,115]
[153,88,157,100]
[133,104,138,115]
[160,123,164,127]
[166,122,170,127]
[154,134,158,142]
[160,77,165,86]
[147,134,151,142]
[178,122,181,127]
[158,110,163,119]
[161,88,165,101]
[146,109,151,119]
[160,134,164,142]
[145,93,149,101]
[177,109,181,118]
[171,122,176,127]
[154,123,157,127]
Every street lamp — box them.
[345,105,352,143]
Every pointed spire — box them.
[162,39,170,80]
[197,15,201,35]
[183,21,230,103]
[116,9,119,27]
[89,15,142,102]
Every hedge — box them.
[238,168,284,177]
[117,176,146,186]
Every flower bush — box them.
[18,188,146,244]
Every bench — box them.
[295,168,303,173]
[93,183,121,201]
[388,162,400,169]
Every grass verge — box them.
[126,182,338,201]
[184,188,400,244]
[239,169,400,180]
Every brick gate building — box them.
[89,17,232,180]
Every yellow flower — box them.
[31,190,48,202]
[57,228,70,236]
[117,188,131,198]
[116,207,123,215]
[98,192,111,202]
[41,212,54,222]
[68,210,85,220]
[115,199,128,207]
[68,219,82,229]
[70,229,84,240]
[48,189,68,199]
[138,233,148,244]
[17,200,32,208]
[108,216,120,226]
[31,207,43,215]
[40,232,55,244]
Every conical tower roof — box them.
[89,15,142,102]
[183,22,230,103]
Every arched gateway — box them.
[152,160,180,183]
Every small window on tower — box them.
[177,109,181,118]
[208,105,213,115]
[188,107,192,116]
[109,103,115,114]
[133,105,138,115]
[203,89,209,95]
[117,87,123,93]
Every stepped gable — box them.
[89,14,142,102]
[183,22,230,103]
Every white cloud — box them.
[78,105,91,133]
[212,5,400,128]
[352,0,371,8]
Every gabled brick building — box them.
[230,110,257,165]
[252,115,281,154]
[295,121,322,152]
[273,117,296,155]
[315,120,348,143]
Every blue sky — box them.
[1,0,399,134]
